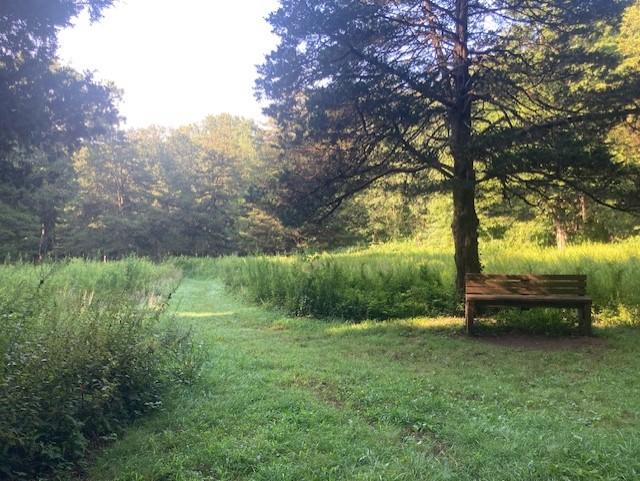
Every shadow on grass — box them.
[175,310,236,319]
[322,314,623,352]
[468,328,608,351]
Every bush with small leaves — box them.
[0,259,204,480]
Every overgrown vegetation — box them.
[205,238,640,329]
[0,259,204,480]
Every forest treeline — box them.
[2,111,638,260]
[1,0,640,261]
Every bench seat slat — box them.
[466,280,586,287]
[466,288,586,295]
[466,274,586,281]
[467,283,585,288]
[466,294,591,303]
[467,282,585,284]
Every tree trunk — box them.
[579,194,587,223]
[451,166,481,295]
[551,201,570,249]
[555,219,568,249]
[450,0,481,296]
[38,212,56,261]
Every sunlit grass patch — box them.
[175,311,235,318]
[325,316,460,336]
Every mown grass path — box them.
[87,279,640,481]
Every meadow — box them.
[82,278,640,481]
[2,239,640,480]
[183,237,640,330]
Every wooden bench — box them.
[465,274,592,335]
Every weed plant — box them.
[0,258,204,480]
[208,238,640,328]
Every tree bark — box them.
[579,194,587,223]
[555,218,568,249]
[451,161,481,295]
[38,212,56,261]
[551,201,570,249]
[450,0,481,296]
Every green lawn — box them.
[84,278,640,481]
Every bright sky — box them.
[59,0,280,129]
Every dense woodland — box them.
[2,112,639,261]
[1,1,640,277]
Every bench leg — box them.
[465,301,475,335]
[578,302,592,336]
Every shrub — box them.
[209,238,640,328]
[0,259,203,480]
[213,246,457,321]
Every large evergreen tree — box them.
[257,0,640,293]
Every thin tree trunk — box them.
[579,195,587,222]
[38,223,47,262]
[551,201,570,249]
[38,213,55,261]
[555,219,568,249]
[450,0,481,296]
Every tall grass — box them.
[0,258,203,480]
[206,238,640,326]
[483,240,640,311]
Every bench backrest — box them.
[465,274,587,297]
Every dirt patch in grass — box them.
[401,426,450,458]
[285,378,346,410]
[472,333,607,351]
[309,381,346,410]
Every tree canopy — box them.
[1,0,639,267]
[0,0,119,257]
[257,0,640,292]
[0,0,118,157]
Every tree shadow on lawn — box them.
[469,329,608,351]
[325,315,612,353]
